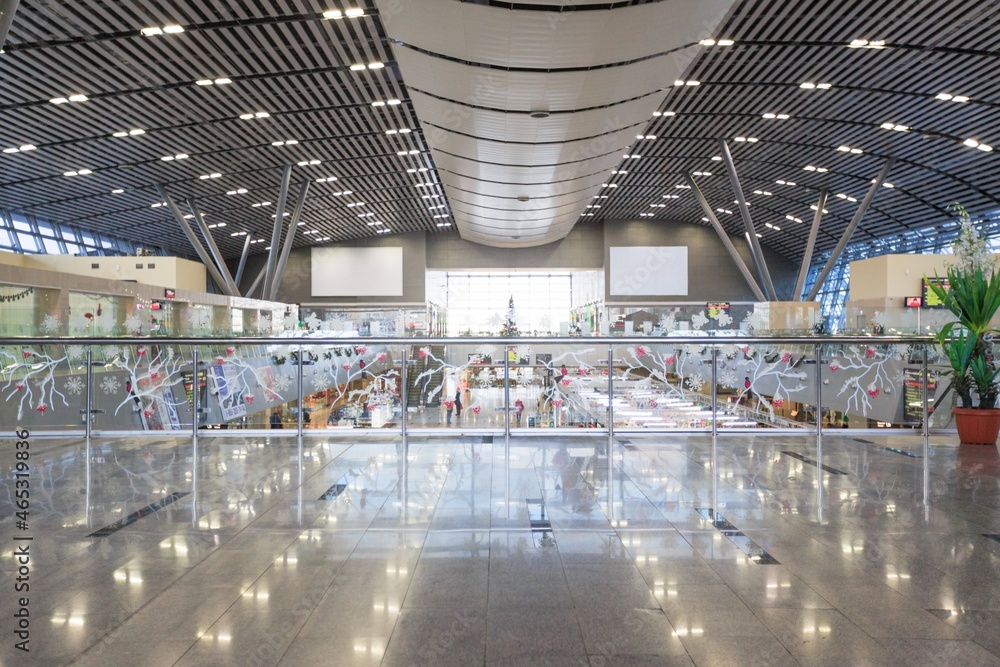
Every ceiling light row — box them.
[323,8,365,19]
[49,94,88,104]
[765,222,783,230]
[835,193,858,202]
[636,134,657,140]
[397,149,420,156]
[372,99,401,107]
[226,188,248,195]
[663,194,680,199]
[230,231,248,236]
[314,176,338,183]
[271,139,299,146]
[837,145,864,154]
[239,112,270,120]
[112,128,145,137]
[436,222,452,228]
[698,38,735,46]
[622,154,642,159]
[810,205,830,213]
[350,62,384,71]
[785,215,802,223]
[775,180,797,186]
[252,201,272,207]
[734,136,758,143]
[880,122,909,132]
[799,82,832,90]
[936,92,969,103]
[199,173,222,180]
[385,128,412,135]
[639,213,655,217]
[297,159,322,166]
[329,190,354,196]
[673,80,700,86]
[803,165,828,172]
[161,153,189,161]
[847,39,885,49]
[963,138,993,152]
[752,190,773,196]
[762,113,790,120]
[195,78,232,86]
[692,171,712,176]
[141,25,184,36]
[652,111,675,118]
[716,208,734,215]
[63,168,92,177]
[207,222,226,229]
[3,144,36,154]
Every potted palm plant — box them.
[928,211,1000,444]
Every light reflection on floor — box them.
[1,433,999,666]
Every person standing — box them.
[454,388,463,421]
[270,411,282,429]
[514,398,524,426]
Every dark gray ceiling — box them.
[0,0,998,265]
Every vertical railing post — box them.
[607,344,614,519]
[711,345,718,517]
[401,346,408,442]
[297,344,304,491]
[504,344,510,513]
[922,345,930,506]
[191,347,199,527]
[85,348,93,529]
[815,343,824,523]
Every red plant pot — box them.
[953,407,1000,445]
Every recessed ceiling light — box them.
[141,27,163,36]
[163,24,185,34]
[776,180,797,186]
[692,171,712,177]
[847,39,885,49]
[195,79,213,86]
[436,222,452,227]
[111,188,124,194]
[214,78,232,85]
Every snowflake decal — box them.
[272,373,293,393]
[64,377,84,395]
[476,344,497,358]
[255,315,271,332]
[514,345,533,360]
[304,312,322,331]
[714,311,734,328]
[685,374,706,391]
[719,371,738,389]
[659,313,677,333]
[41,314,61,333]
[124,313,144,334]
[66,345,86,361]
[100,376,121,395]
[283,314,298,331]
[311,373,327,391]
[690,311,709,330]
[893,370,906,385]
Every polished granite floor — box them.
[2,431,1000,666]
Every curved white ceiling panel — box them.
[428,128,638,169]
[410,90,659,144]
[441,171,613,202]
[378,0,739,70]
[430,150,628,187]
[376,0,738,247]
[393,44,696,113]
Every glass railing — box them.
[0,335,950,438]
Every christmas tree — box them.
[501,296,519,337]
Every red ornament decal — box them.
[36,403,47,413]
[472,406,481,414]
[781,352,792,363]
[245,395,255,404]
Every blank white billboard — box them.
[311,247,404,296]
[609,246,688,296]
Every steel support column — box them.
[718,139,777,300]
[270,180,311,301]
[189,199,239,296]
[795,190,828,301]
[234,233,253,288]
[685,173,767,301]
[157,186,234,295]
[807,159,894,302]
[0,0,19,50]
[262,165,293,299]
